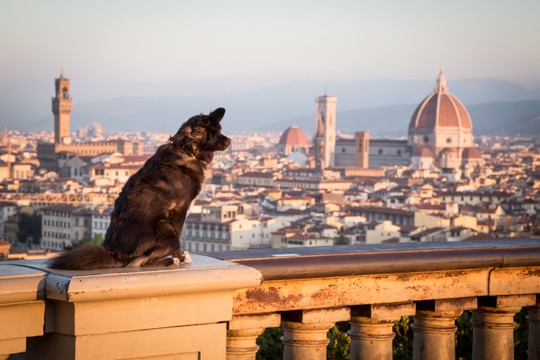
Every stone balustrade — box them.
[0,239,539,359]
[215,239,540,360]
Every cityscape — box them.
[1,2,540,358]
[0,69,538,260]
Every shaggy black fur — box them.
[49,107,230,270]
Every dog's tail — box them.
[48,245,122,270]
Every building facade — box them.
[335,133,411,168]
[408,69,482,170]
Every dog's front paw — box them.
[172,257,181,266]
[181,251,192,264]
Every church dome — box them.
[412,146,434,158]
[462,147,482,159]
[409,69,472,131]
[279,126,308,147]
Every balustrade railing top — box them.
[207,239,540,280]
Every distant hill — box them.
[2,78,539,136]
[266,100,540,137]
[467,100,540,136]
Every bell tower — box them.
[355,131,370,169]
[314,112,325,173]
[315,95,337,167]
[52,70,72,145]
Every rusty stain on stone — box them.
[523,268,540,277]
[245,286,281,303]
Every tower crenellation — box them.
[52,71,72,145]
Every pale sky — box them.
[1,0,539,102]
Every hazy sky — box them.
[1,0,540,102]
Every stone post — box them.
[412,298,476,360]
[348,303,415,360]
[412,310,461,360]
[227,314,280,360]
[281,321,335,360]
[24,255,262,360]
[281,307,349,360]
[472,295,536,360]
[0,264,46,359]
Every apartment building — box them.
[182,203,303,252]
[40,205,108,250]
[0,203,17,239]
[40,205,79,250]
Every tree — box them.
[257,327,283,360]
[17,213,41,246]
[335,234,350,246]
[70,234,104,249]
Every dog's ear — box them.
[209,107,225,124]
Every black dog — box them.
[49,107,230,270]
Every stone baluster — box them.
[472,295,536,360]
[348,302,415,360]
[281,307,350,360]
[227,313,280,360]
[528,297,540,360]
[412,298,477,360]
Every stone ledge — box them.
[0,264,46,303]
[10,255,262,302]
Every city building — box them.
[335,69,483,171]
[335,133,411,168]
[182,203,304,252]
[40,205,79,251]
[408,69,483,170]
[0,203,17,240]
[37,72,144,170]
[315,95,337,168]
[277,126,309,156]
[40,205,100,250]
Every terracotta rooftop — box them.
[278,126,309,147]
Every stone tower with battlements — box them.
[37,72,144,171]
[52,71,72,145]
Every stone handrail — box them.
[1,240,539,359]
[210,239,540,360]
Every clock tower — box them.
[52,71,72,145]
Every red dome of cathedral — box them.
[462,147,482,159]
[279,126,309,147]
[412,146,435,157]
[409,69,472,131]
[408,69,478,170]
